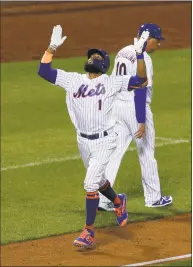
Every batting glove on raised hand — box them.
[133,30,149,54]
[49,25,67,51]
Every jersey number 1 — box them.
[98,99,102,111]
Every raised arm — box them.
[128,31,149,90]
[129,31,149,138]
[38,25,67,83]
[135,34,148,79]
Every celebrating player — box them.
[98,23,173,211]
[38,25,149,249]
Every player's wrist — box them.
[47,47,56,55]
[41,50,54,62]
[136,54,144,60]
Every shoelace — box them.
[114,207,122,217]
[79,229,89,239]
[114,203,125,217]
[79,228,94,242]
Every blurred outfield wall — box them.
[1,1,191,62]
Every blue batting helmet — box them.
[138,23,165,40]
[87,48,110,74]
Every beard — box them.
[84,63,101,73]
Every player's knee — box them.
[84,165,105,191]
[84,180,99,192]
[139,156,157,166]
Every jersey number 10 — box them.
[97,62,127,111]
[116,62,127,76]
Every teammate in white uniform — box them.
[99,23,173,211]
[38,25,149,248]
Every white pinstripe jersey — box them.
[112,45,153,104]
[54,70,132,133]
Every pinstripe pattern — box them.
[100,45,162,205]
[55,70,131,133]
[54,69,131,192]
[77,132,117,192]
[112,46,153,104]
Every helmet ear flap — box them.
[93,59,106,74]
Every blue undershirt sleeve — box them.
[38,62,57,84]
[134,87,147,123]
[128,75,147,91]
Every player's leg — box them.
[99,99,132,210]
[74,133,128,248]
[77,136,90,169]
[129,105,172,207]
[98,121,132,211]
[85,134,128,228]
[74,136,97,248]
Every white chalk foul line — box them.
[122,253,191,266]
[1,155,81,172]
[1,138,189,172]
[127,138,189,152]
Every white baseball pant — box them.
[77,131,117,192]
[100,99,161,205]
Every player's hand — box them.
[135,123,145,138]
[49,25,67,51]
[134,30,149,54]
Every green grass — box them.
[1,49,191,244]
[155,258,192,266]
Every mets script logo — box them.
[73,83,106,98]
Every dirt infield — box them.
[1,1,191,62]
[1,214,191,266]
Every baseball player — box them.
[38,25,149,249]
[98,23,173,211]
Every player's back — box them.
[112,45,153,104]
